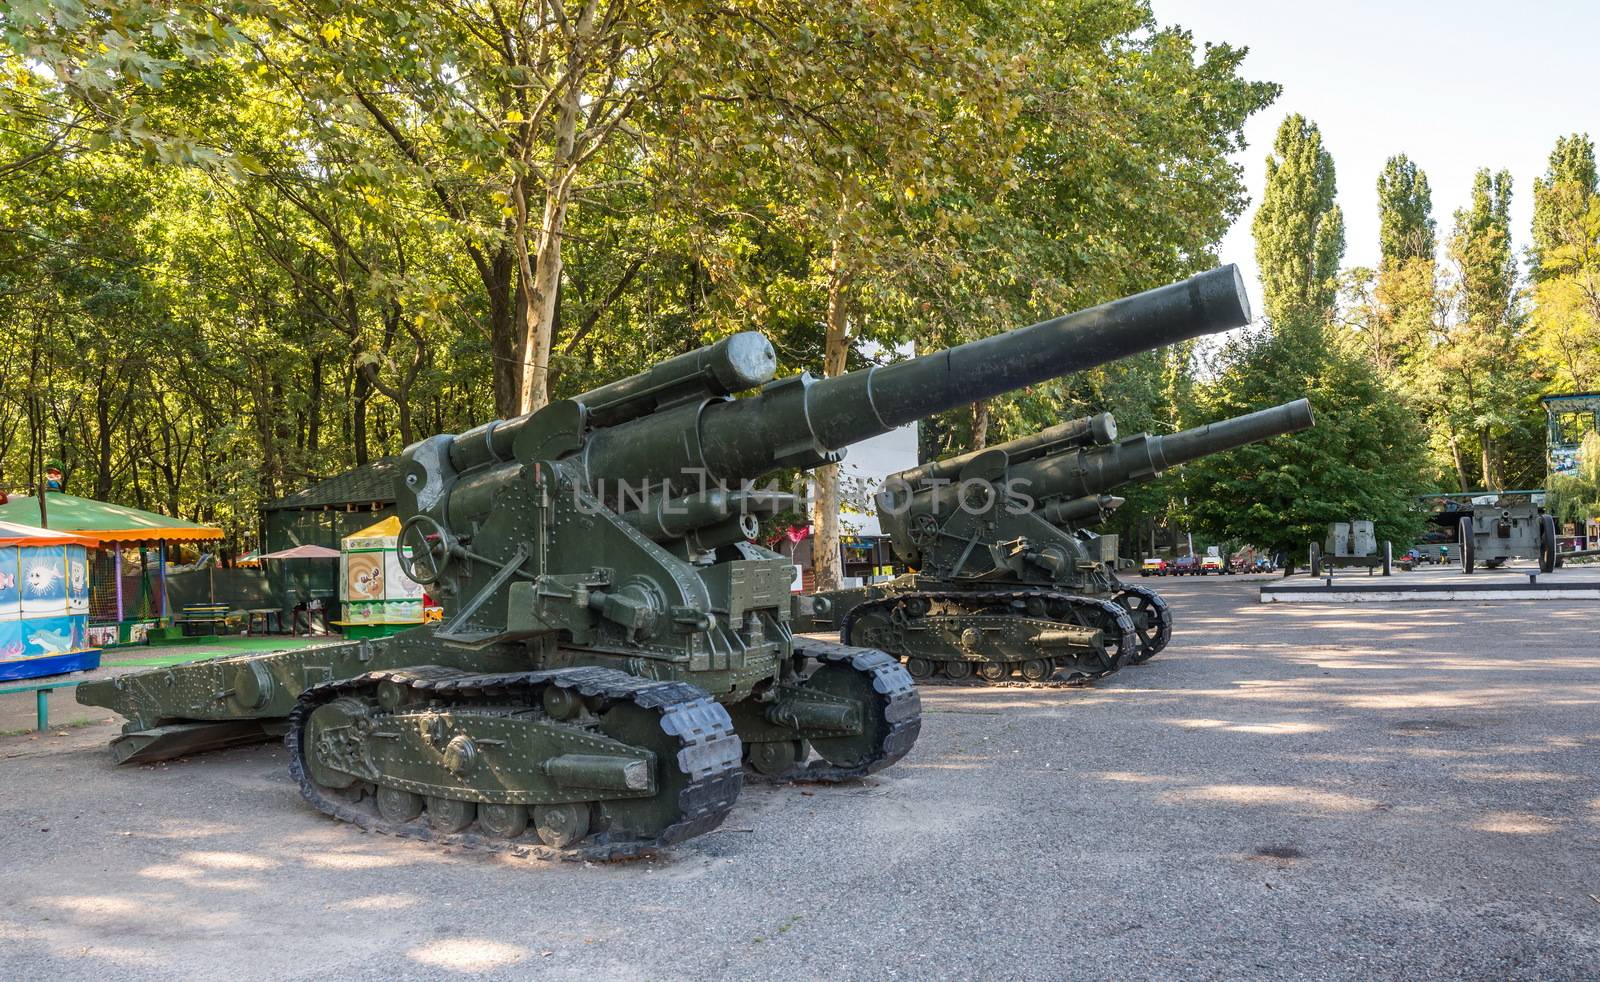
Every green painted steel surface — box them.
[76,267,1254,854]
[806,399,1314,678]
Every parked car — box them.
[1170,555,1201,576]
[1140,557,1169,577]
[1201,554,1227,574]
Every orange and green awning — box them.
[0,493,222,544]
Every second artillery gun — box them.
[799,399,1314,683]
[74,267,1252,859]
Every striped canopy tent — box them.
[0,493,223,638]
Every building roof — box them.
[0,493,221,543]
[264,457,399,512]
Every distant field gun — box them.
[801,399,1314,684]
[78,266,1254,858]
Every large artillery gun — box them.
[76,266,1252,859]
[800,399,1314,684]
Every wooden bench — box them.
[0,680,82,732]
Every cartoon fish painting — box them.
[28,627,73,655]
[25,563,63,596]
[0,570,14,591]
[1,641,23,659]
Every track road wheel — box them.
[978,662,1010,683]
[746,738,809,776]
[533,803,592,848]
[904,657,935,680]
[425,796,476,833]
[376,786,424,823]
[1540,514,1558,574]
[1020,659,1052,682]
[479,803,530,839]
[944,660,973,681]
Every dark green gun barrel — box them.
[896,413,1118,486]
[1010,398,1314,503]
[579,266,1251,488]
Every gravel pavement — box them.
[2,577,1597,980]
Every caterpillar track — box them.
[1114,583,1173,664]
[742,640,922,783]
[287,665,743,863]
[840,589,1142,688]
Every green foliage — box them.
[1180,331,1429,561]
[1530,135,1600,393]
[1253,114,1344,338]
[1376,155,1436,265]
[0,1,1276,554]
[1532,133,1598,274]
[1545,432,1600,526]
[1197,115,1427,561]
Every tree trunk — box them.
[514,2,593,416]
[519,184,570,414]
[307,354,324,457]
[488,247,520,419]
[352,364,371,466]
[970,400,991,451]
[1478,429,1495,491]
[1448,431,1472,492]
[811,241,851,593]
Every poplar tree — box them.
[1184,115,1427,567]
[1530,134,1600,392]
[1252,115,1345,339]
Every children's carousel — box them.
[0,521,102,681]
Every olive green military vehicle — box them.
[77,266,1252,858]
[799,399,1314,684]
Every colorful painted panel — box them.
[0,545,18,622]
[20,544,67,616]
[0,541,100,680]
[344,551,386,603]
[340,518,426,625]
[66,545,89,614]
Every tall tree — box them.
[1377,154,1437,265]
[1340,155,1438,380]
[1530,134,1600,392]
[1253,115,1345,338]
[1532,133,1598,275]
[1430,169,1539,490]
[1186,116,1427,566]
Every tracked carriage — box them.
[804,400,1315,685]
[78,267,1253,856]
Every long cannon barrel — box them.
[579,266,1251,488]
[896,413,1118,486]
[1009,398,1314,502]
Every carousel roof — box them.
[0,493,222,543]
[0,519,100,548]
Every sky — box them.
[1147,0,1600,318]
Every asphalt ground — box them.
[2,576,1597,980]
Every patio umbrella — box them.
[256,544,341,560]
